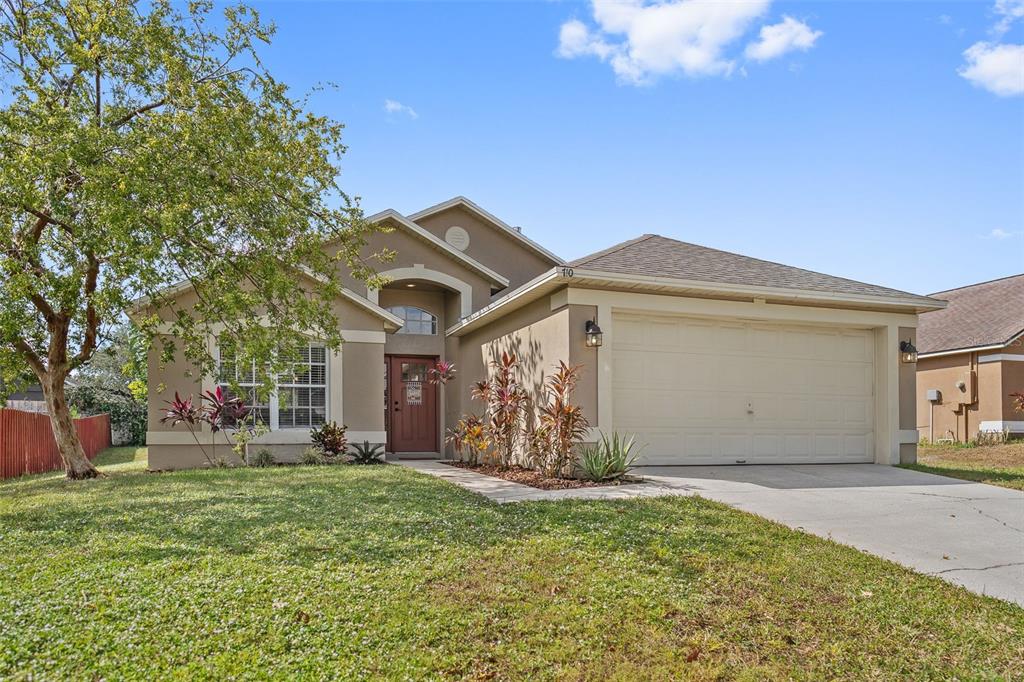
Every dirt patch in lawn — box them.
[919,442,1024,468]
[447,462,638,490]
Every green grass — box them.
[903,442,1024,490]
[1,450,1021,680]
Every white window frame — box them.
[217,339,330,431]
[387,305,438,335]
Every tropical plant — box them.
[250,449,275,468]
[160,387,248,467]
[311,422,348,459]
[1012,392,1024,413]
[578,432,643,482]
[300,447,328,466]
[445,415,490,466]
[428,361,456,385]
[349,441,385,465]
[471,352,529,468]
[533,362,590,478]
[0,0,384,478]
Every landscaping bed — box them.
[447,461,636,489]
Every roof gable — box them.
[407,196,562,265]
[366,209,510,289]
[918,274,1024,355]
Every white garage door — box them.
[612,313,875,465]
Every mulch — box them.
[446,462,609,490]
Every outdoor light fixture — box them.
[585,320,603,348]
[899,340,918,364]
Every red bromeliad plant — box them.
[534,362,590,478]
[161,387,248,467]
[471,352,529,468]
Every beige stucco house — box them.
[140,196,944,469]
[916,274,1024,442]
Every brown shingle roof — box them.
[570,234,936,303]
[917,274,1024,354]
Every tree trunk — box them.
[41,373,100,479]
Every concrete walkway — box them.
[640,464,1024,607]
[400,460,1024,607]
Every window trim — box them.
[216,339,330,431]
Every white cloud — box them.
[744,16,823,62]
[986,228,1022,239]
[384,99,418,119]
[938,14,953,25]
[959,42,1024,96]
[994,0,1024,35]
[556,0,777,84]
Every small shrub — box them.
[310,421,348,458]
[445,415,489,466]
[350,441,385,465]
[250,449,275,467]
[975,430,1010,446]
[533,361,589,478]
[579,432,642,482]
[300,447,328,466]
[471,351,529,469]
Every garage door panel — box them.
[613,314,874,465]
[682,321,717,349]
[814,398,842,425]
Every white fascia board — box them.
[407,196,563,265]
[366,209,510,288]
[978,353,1024,363]
[568,268,946,313]
[447,265,940,337]
[445,268,565,337]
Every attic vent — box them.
[445,225,470,251]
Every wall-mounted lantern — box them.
[899,340,918,364]
[585,320,603,348]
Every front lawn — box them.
[1,450,1021,679]
[904,441,1024,490]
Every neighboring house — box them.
[915,274,1024,442]
[137,196,944,470]
[0,381,47,413]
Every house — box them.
[0,380,47,413]
[139,196,944,469]
[915,274,1024,442]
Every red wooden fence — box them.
[0,409,111,479]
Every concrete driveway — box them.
[638,464,1024,607]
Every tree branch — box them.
[71,253,100,368]
[13,337,45,378]
[108,97,165,128]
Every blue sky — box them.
[253,0,1023,296]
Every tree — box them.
[0,0,383,478]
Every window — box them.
[278,344,327,429]
[388,306,437,335]
[217,339,328,430]
[217,341,271,427]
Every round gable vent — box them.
[445,226,470,251]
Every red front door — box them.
[386,355,439,453]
